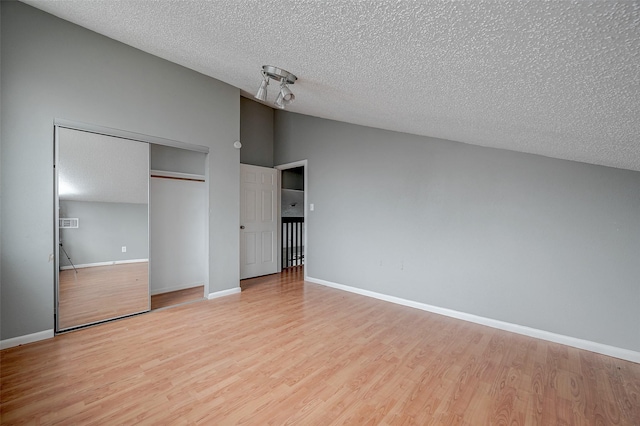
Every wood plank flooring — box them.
[58,262,149,330]
[2,266,639,424]
[151,285,205,310]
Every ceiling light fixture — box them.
[255,65,297,109]
[255,76,268,102]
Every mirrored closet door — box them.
[56,126,150,331]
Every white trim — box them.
[1,329,54,350]
[306,276,640,364]
[203,151,210,299]
[54,119,209,153]
[208,287,241,300]
[60,259,148,270]
[150,282,205,296]
[54,124,61,331]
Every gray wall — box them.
[1,2,240,340]
[59,201,148,267]
[150,177,207,294]
[240,97,274,167]
[274,111,640,353]
[281,189,304,218]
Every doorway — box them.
[275,160,308,276]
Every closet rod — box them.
[150,174,205,183]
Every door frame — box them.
[275,160,308,279]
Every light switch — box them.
[122,246,127,253]
[310,203,314,211]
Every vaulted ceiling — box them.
[25,1,640,171]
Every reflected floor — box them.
[58,262,149,330]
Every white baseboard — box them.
[306,276,640,364]
[1,329,54,350]
[151,282,204,296]
[208,287,241,300]
[60,259,148,270]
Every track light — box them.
[255,77,268,102]
[274,91,285,109]
[280,84,295,103]
[274,82,295,109]
[254,65,297,109]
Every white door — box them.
[240,164,278,279]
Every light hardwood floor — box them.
[2,266,639,424]
[151,285,205,310]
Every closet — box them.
[150,145,207,304]
[55,120,208,332]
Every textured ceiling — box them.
[26,0,640,171]
[58,128,148,204]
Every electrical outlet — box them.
[122,246,127,253]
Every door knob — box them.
[240,225,245,229]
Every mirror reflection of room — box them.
[57,128,150,330]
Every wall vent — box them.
[59,218,79,228]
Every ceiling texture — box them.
[26,1,640,171]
